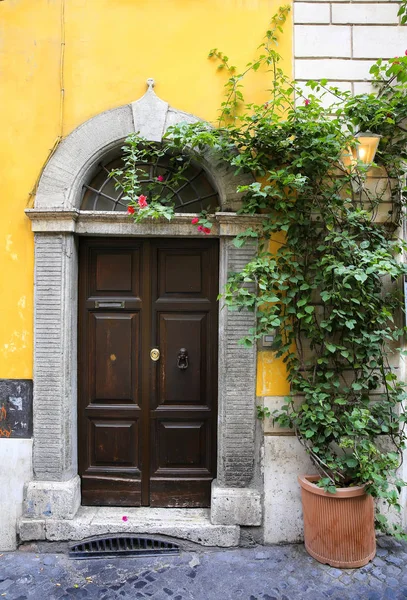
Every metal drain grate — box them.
[69,534,180,559]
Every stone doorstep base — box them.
[23,476,81,520]
[19,507,240,548]
[210,482,262,526]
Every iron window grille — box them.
[81,153,219,214]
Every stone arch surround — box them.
[21,81,262,544]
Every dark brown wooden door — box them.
[78,238,218,507]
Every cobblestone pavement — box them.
[1,537,407,599]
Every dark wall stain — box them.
[0,379,33,438]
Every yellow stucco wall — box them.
[0,0,292,382]
[257,233,291,396]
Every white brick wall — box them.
[294,3,330,23]
[295,58,376,80]
[332,4,399,24]
[353,26,407,58]
[295,25,352,57]
[293,0,406,93]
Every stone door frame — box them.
[23,82,262,527]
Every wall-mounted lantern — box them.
[341,131,381,169]
[354,132,381,165]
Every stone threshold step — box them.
[19,507,240,548]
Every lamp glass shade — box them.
[354,132,381,165]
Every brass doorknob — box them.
[150,348,160,361]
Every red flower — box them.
[157,175,164,182]
[304,99,310,106]
[405,50,407,56]
[138,195,148,208]
[191,217,199,225]
[127,206,135,214]
[197,225,211,234]
[122,516,128,522]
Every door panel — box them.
[95,253,133,292]
[154,420,211,472]
[79,238,218,507]
[157,247,212,300]
[161,253,202,294]
[91,248,140,297]
[90,419,139,467]
[157,313,206,405]
[92,313,139,402]
[150,419,212,508]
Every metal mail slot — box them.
[95,301,125,309]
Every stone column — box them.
[23,232,80,520]
[210,238,262,526]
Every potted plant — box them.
[114,7,407,566]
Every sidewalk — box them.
[0,536,406,599]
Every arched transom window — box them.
[81,153,220,213]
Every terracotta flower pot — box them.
[298,475,376,568]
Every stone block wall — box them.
[294,0,406,95]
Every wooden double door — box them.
[78,238,219,507]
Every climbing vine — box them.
[399,0,407,24]
[113,7,407,536]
